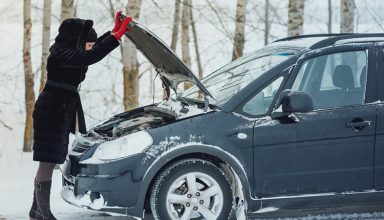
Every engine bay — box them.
[87,106,177,140]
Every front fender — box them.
[136,143,252,212]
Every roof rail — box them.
[309,33,384,49]
[273,34,352,43]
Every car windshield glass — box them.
[180,48,298,106]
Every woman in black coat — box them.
[29,12,132,220]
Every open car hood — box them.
[124,20,213,98]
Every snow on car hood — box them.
[123,18,213,98]
[157,100,211,119]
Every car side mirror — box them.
[271,90,314,119]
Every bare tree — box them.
[39,0,52,92]
[264,0,270,45]
[232,0,247,61]
[170,0,181,51]
[340,0,355,33]
[288,0,305,36]
[190,2,203,79]
[60,0,75,22]
[23,0,35,152]
[328,0,332,33]
[122,0,143,110]
[181,0,192,89]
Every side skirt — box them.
[247,190,384,218]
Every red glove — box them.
[112,11,123,33]
[113,17,133,41]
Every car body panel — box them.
[142,110,254,184]
[375,104,384,189]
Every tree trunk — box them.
[190,4,202,80]
[23,0,35,152]
[288,0,305,37]
[232,0,247,61]
[39,0,52,92]
[60,0,75,22]
[122,0,142,110]
[264,0,270,45]
[328,0,332,33]
[340,0,355,33]
[181,0,192,89]
[170,0,181,52]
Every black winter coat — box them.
[33,18,119,164]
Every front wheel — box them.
[150,159,233,220]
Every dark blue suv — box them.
[60,19,384,220]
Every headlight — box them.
[81,131,153,164]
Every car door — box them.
[236,67,297,198]
[281,45,377,195]
[250,45,377,198]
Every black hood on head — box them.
[87,28,97,42]
[55,18,94,49]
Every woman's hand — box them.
[112,11,123,33]
[112,17,133,41]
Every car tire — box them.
[150,158,233,220]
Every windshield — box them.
[180,48,298,106]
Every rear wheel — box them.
[150,159,233,220]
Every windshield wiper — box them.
[180,97,219,110]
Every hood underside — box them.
[124,19,213,98]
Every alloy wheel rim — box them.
[165,172,224,220]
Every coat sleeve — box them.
[57,34,120,67]
[95,31,112,45]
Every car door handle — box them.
[346,120,372,131]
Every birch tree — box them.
[122,0,143,110]
[60,0,75,22]
[170,0,181,52]
[328,0,332,33]
[181,0,192,89]
[190,3,202,79]
[232,0,247,61]
[264,0,270,45]
[23,0,35,152]
[39,0,52,92]
[288,0,305,36]
[340,0,355,33]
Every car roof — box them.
[272,33,384,50]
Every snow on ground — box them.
[0,153,131,219]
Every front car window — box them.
[180,48,298,106]
[292,50,368,110]
[243,76,284,116]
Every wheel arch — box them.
[137,144,252,214]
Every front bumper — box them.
[60,150,152,218]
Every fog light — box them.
[89,191,104,210]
